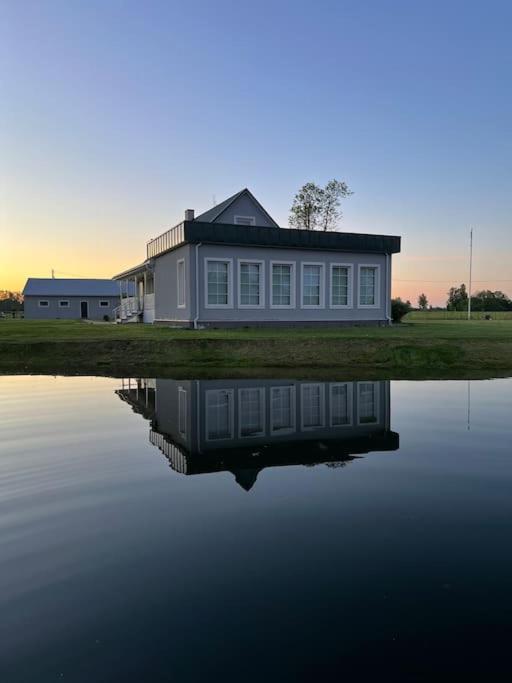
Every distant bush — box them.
[391,298,412,323]
[103,314,110,322]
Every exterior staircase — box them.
[113,297,142,323]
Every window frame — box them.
[300,383,326,431]
[234,215,256,226]
[58,300,70,308]
[300,262,325,309]
[178,386,187,437]
[204,258,234,309]
[177,259,186,309]
[330,263,353,309]
[238,386,266,438]
[99,300,110,308]
[270,385,296,436]
[329,382,353,427]
[358,264,381,309]
[357,381,380,425]
[38,300,49,308]
[270,260,296,309]
[237,259,265,309]
[205,388,235,441]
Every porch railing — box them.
[147,222,185,259]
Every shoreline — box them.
[2,336,512,379]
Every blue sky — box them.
[2,0,511,303]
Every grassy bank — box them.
[1,319,512,377]
[405,310,512,321]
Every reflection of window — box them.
[178,387,187,436]
[331,265,352,307]
[206,260,232,307]
[301,384,325,429]
[301,264,323,307]
[330,383,352,426]
[358,382,378,424]
[239,387,265,437]
[177,260,186,308]
[206,389,234,440]
[270,386,296,434]
[271,263,294,307]
[359,266,379,307]
[239,261,263,307]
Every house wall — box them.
[153,378,390,456]
[24,296,119,320]
[152,243,391,326]
[196,244,389,324]
[153,244,194,322]
[214,194,276,227]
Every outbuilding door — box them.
[80,301,88,319]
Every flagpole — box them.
[468,228,473,321]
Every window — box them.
[270,386,296,434]
[146,275,155,295]
[205,259,232,307]
[359,265,380,307]
[301,384,325,430]
[330,383,352,426]
[331,265,352,307]
[206,389,234,440]
[358,382,379,424]
[178,387,187,436]
[239,387,265,437]
[238,260,263,307]
[38,300,49,307]
[271,262,295,308]
[234,215,256,226]
[301,263,324,308]
[177,259,186,308]
[59,300,69,308]
[99,300,110,307]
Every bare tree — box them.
[289,179,352,231]
[319,179,353,231]
[289,182,323,230]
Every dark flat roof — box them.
[186,221,401,254]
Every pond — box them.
[1,375,512,681]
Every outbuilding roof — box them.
[23,278,122,297]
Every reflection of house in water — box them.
[117,379,399,491]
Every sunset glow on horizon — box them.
[2,1,511,307]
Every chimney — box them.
[184,209,194,221]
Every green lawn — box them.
[1,317,512,340]
[1,318,511,374]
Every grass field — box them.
[1,318,511,375]
[405,310,512,321]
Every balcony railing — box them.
[147,222,185,259]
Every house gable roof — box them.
[22,278,122,297]
[194,188,279,227]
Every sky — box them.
[1,0,511,305]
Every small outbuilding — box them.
[22,278,122,320]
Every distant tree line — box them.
[0,291,24,313]
[446,285,512,312]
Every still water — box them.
[1,375,512,681]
